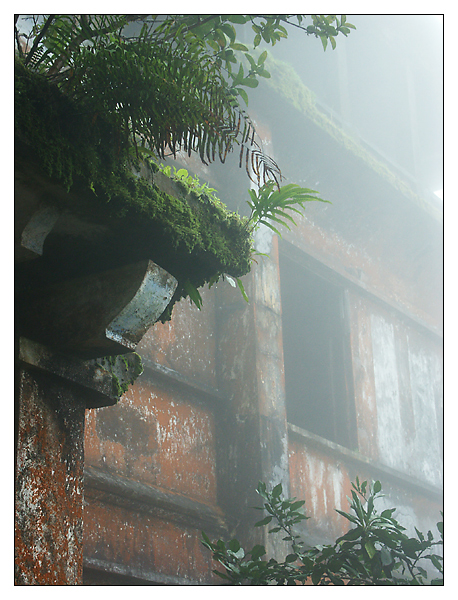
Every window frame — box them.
[279,241,358,450]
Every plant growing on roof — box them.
[15,14,355,187]
[15,14,354,308]
[157,166,329,306]
[245,180,329,236]
[220,180,330,303]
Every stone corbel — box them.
[18,259,177,359]
[18,337,142,408]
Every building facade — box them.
[81,16,443,585]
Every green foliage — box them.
[246,181,329,236]
[14,14,354,311]
[202,478,443,585]
[15,14,355,188]
[156,166,327,309]
[159,165,222,206]
[14,61,253,320]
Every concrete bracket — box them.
[17,259,178,358]
[20,204,61,258]
[105,261,178,351]
[18,337,143,408]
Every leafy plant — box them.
[246,181,328,236]
[14,14,354,310]
[158,165,221,205]
[156,165,328,308]
[15,14,355,188]
[202,478,443,585]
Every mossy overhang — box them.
[14,60,252,321]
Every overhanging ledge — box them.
[18,337,143,408]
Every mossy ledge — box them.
[97,353,144,398]
[15,60,252,320]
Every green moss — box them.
[15,59,252,317]
[14,60,124,192]
[97,353,144,398]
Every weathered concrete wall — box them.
[85,379,218,503]
[81,101,442,584]
[82,239,292,581]
[345,291,443,482]
[14,336,144,585]
[288,434,353,545]
[285,264,442,551]
[84,500,219,584]
[81,207,442,584]
[15,367,85,585]
[282,206,441,336]
[137,285,218,388]
[288,425,442,548]
[83,287,225,583]
[286,277,442,549]
[369,309,442,486]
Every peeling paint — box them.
[370,312,443,486]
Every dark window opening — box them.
[279,251,357,449]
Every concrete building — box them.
[15,15,443,585]
[81,15,443,585]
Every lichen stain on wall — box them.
[85,378,217,504]
[83,501,218,583]
[288,439,351,543]
[15,370,84,585]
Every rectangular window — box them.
[279,249,357,449]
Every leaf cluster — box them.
[155,168,327,310]
[309,478,443,585]
[246,180,328,236]
[14,14,352,312]
[159,165,222,206]
[304,15,356,51]
[15,14,355,189]
[202,478,443,585]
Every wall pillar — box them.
[15,363,86,585]
[215,235,289,556]
[14,338,150,585]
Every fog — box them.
[15,15,443,584]
[268,14,443,198]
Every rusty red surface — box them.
[84,500,220,583]
[288,436,353,542]
[346,291,380,461]
[85,378,218,503]
[15,368,85,585]
[137,287,218,388]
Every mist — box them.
[15,14,443,585]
